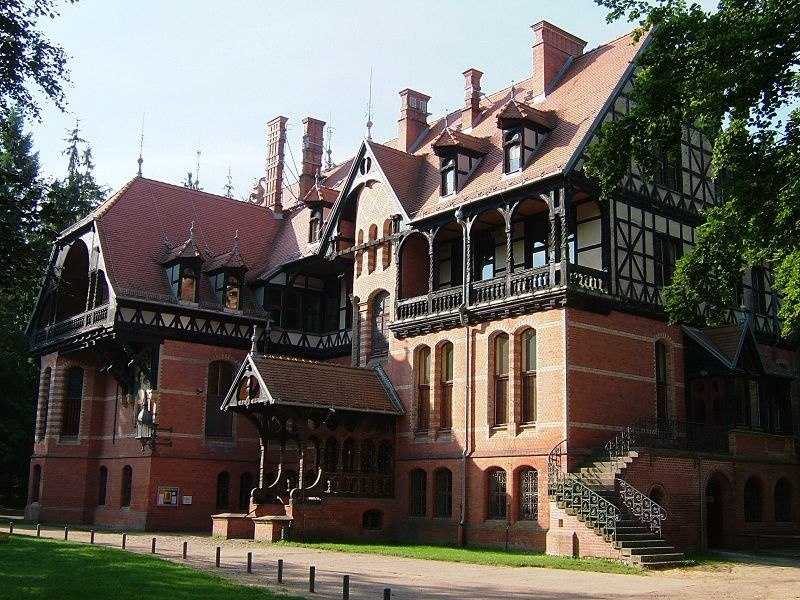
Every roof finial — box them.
[194,147,201,190]
[189,221,195,243]
[224,167,234,198]
[314,168,320,190]
[510,80,516,101]
[250,325,258,356]
[325,117,334,170]
[232,229,240,255]
[137,113,145,177]
[366,67,374,141]
[444,110,450,132]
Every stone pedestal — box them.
[252,515,294,542]
[211,513,255,539]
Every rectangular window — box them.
[494,335,509,426]
[654,234,683,288]
[521,331,537,423]
[417,348,430,432]
[440,343,454,430]
[62,367,84,437]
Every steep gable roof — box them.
[94,177,276,305]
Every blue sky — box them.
[31,0,714,198]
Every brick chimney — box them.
[462,68,483,130]
[531,21,587,98]
[398,89,431,152]
[264,115,287,213]
[299,117,325,200]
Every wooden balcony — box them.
[394,264,608,333]
[31,304,111,350]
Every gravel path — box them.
[4,519,800,599]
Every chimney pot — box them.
[264,115,288,213]
[299,117,325,200]
[531,21,587,98]
[462,68,483,130]
[398,88,431,152]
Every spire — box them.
[137,113,144,177]
[232,229,240,256]
[510,80,516,101]
[194,148,201,190]
[250,325,258,356]
[325,119,334,170]
[366,67,373,140]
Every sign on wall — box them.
[156,486,179,506]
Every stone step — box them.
[637,559,689,570]
[614,539,667,549]
[615,532,659,542]
[621,546,677,556]
[630,552,685,564]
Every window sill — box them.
[489,425,508,438]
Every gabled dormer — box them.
[496,95,556,174]
[203,232,247,311]
[160,223,203,304]
[431,128,491,196]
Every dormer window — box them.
[504,130,522,174]
[224,275,241,310]
[180,267,198,302]
[441,158,456,196]
[308,208,322,243]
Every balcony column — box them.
[500,206,513,296]
[455,208,475,308]
[559,186,570,287]
[426,229,435,314]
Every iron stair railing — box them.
[617,478,667,537]
[548,440,621,541]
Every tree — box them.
[0,0,75,121]
[0,110,43,506]
[586,0,800,335]
[40,121,106,242]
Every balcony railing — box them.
[32,304,110,346]
[395,264,608,322]
[606,417,730,463]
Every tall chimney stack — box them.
[462,68,483,130]
[531,21,587,98]
[398,89,431,152]
[299,117,325,200]
[264,115,288,213]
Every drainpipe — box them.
[456,207,470,546]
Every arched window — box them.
[416,346,431,432]
[656,341,669,422]
[308,208,322,243]
[441,158,456,195]
[381,219,393,270]
[519,468,538,520]
[362,509,383,530]
[409,469,427,516]
[488,468,507,519]
[440,342,454,430]
[377,441,392,474]
[521,330,537,423]
[744,476,762,522]
[342,438,357,473]
[205,361,233,437]
[493,334,509,426]
[98,466,108,506]
[775,478,792,522]
[368,224,378,274]
[324,437,339,473]
[239,472,253,511]
[62,366,84,437]
[31,464,41,503]
[361,440,375,473]
[121,466,133,507]
[371,291,390,357]
[434,468,452,518]
[216,472,231,510]
[504,130,522,173]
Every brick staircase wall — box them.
[546,502,622,559]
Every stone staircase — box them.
[548,443,685,568]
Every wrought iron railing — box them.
[548,440,620,541]
[605,417,730,465]
[617,478,667,537]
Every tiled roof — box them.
[496,98,556,130]
[232,354,403,414]
[431,128,493,156]
[350,30,645,222]
[94,177,276,306]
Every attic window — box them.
[179,267,197,302]
[359,157,372,175]
[504,130,522,174]
[225,275,241,310]
[441,158,456,196]
[308,208,322,243]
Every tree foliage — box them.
[0,0,75,120]
[586,0,800,335]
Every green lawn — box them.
[278,541,641,574]
[0,535,304,600]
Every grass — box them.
[0,535,305,600]
[277,540,641,574]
